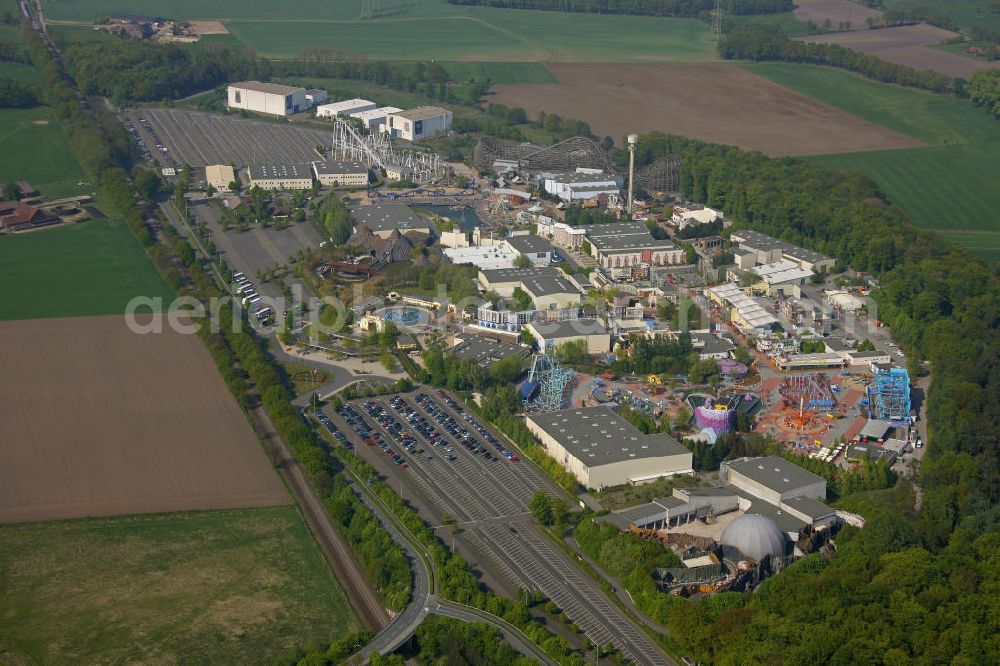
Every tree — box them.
[134,170,162,202]
[520,327,535,346]
[380,349,396,372]
[555,339,589,365]
[513,253,532,268]
[490,355,525,384]
[228,180,241,193]
[511,287,533,312]
[530,490,554,526]
[2,181,19,201]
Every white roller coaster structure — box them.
[329,118,446,184]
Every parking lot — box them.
[331,389,670,665]
[126,108,331,167]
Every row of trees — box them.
[718,25,964,95]
[331,447,590,664]
[448,0,793,16]
[276,57,489,107]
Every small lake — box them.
[420,204,481,233]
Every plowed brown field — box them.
[0,315,289,523]
[797,24,1000,79]
[490,63,923,156]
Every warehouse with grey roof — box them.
[526,406,693,489]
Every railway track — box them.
[253,406,389,632]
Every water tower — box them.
[627,133,638,216]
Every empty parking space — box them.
[330,388,669,665]
[126,109,332,167]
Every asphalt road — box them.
[339,389,673,665]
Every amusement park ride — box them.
[779,374,838,433]
[521,353,575,413]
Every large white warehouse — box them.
[351,106,402,131]
[386,106,453,141]
[227,81,309,117]
[316,98,376,118]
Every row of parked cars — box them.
[314,409,352,450]
[415,392,518,462]
[232,272,273,324]
[357,401,421,468]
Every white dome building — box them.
[720,514,786,561]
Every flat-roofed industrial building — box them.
[351,203,430,239]
[525,319,611,355]
[312,160,369,187]
[351,106,402,131]
[316,98,376,118]
[248,163,314,190]
[205,164,235,192]
[386,106,453,141]
[724,455,826,504]
[526,406,693,489]
[227,81,309,117]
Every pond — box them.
[422,204,481,233]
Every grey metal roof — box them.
[780,495,835,520]
[521,274,580,298]
[312,160,368,175]
[728,456,824,494]
[449,336,531,368]
[528,406,690,467]
[530,319,608,339]
[352,203,428,233]
[579,221,648,237]
[229,81,303,95]
[588,233,677,253]
[859,419,891,440]
[248,163,313,180]
[480,266,561,284]
[391,105,451,121]
[544,171,619,185]
[730,229,831,266]
[505,234,553,254]
[691,333,735,356]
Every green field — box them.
[41,0,717,63]
[0,107,91,198]
[725,11,814,37]
[0,218,174,320]
[879,0,1000,32]
[747,62,1000,262]
[432,61,557,84]
[0,507,358,664]
[0,60,40,83]
[226,11,716,62]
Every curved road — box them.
[338,460,556,665]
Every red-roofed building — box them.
[0,203,60,232]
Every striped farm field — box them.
[748,63,1000,262]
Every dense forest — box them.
[446,0,793,16]
[54,35,261,104]
[626,130,1000,663]
[719,25,963,94]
